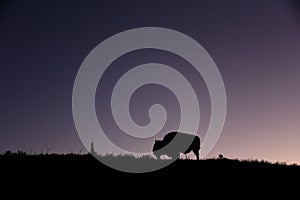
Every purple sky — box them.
[1,0,300,163]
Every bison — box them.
[152,131,201,160]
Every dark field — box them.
[1,152,299,181]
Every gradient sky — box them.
[1,0,300,163]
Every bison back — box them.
[162,132,200,152]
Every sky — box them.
[1,0,300,164]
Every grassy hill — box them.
[1,152,299,180]
[2,152,300,193]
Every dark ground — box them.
[1,153,299,183]
[1,152,299,195]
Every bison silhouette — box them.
[152,131,200,160]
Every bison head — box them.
[152,140,164,159]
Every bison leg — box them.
[170,153,179,160]
[193,150,200,160]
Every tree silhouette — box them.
[90,142,97,156]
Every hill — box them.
[1,152,299,181]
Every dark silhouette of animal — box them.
[152,131,201,160]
